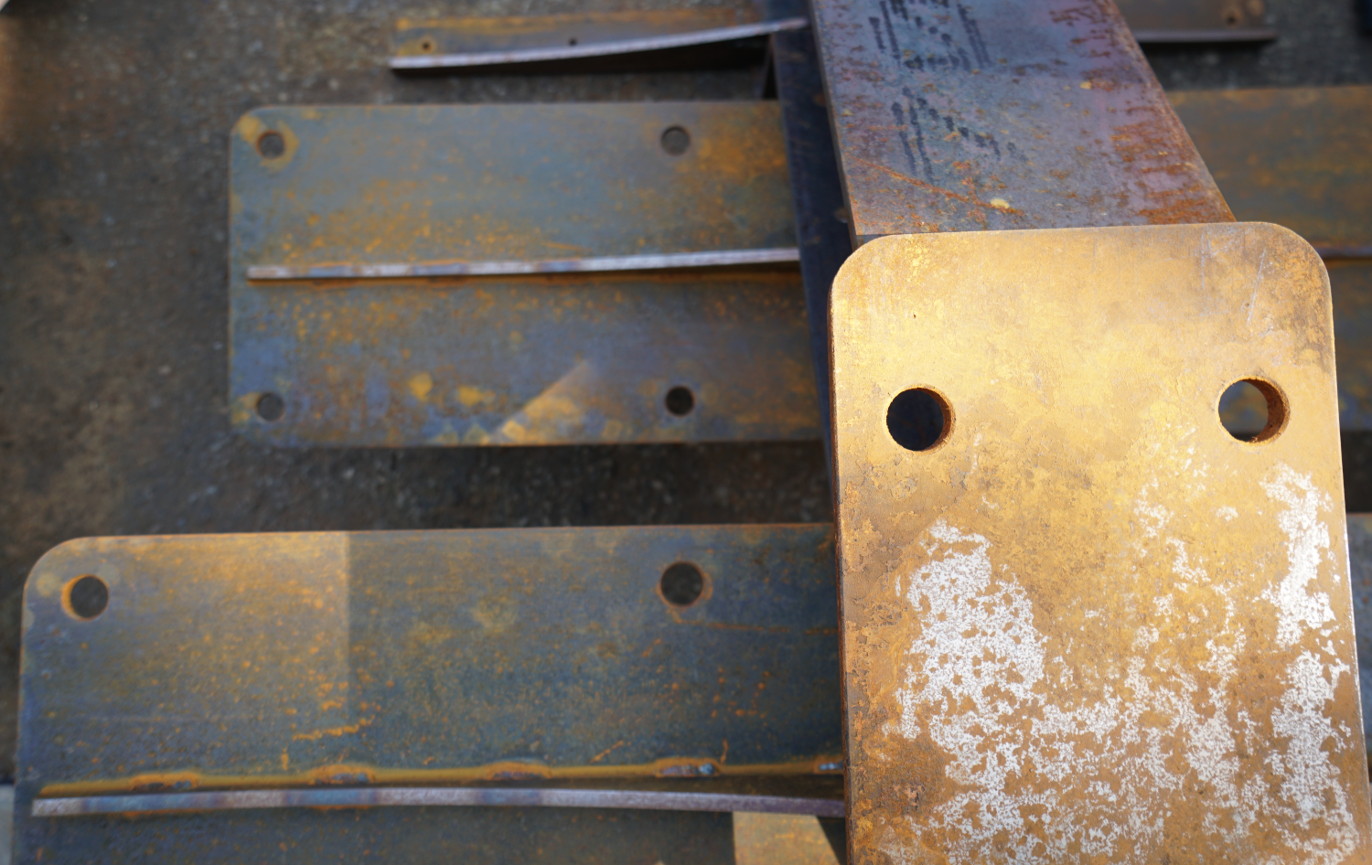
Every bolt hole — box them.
[256,392,285,422]
[419,38,436,52]
[665,386,695,417]
[887,387,952,451]
[1219,378,1286,442]
[256,131,286,159]
[1224,9,1241,25]
[63,575,108,621]
[568,37,578,46]
[660,126,691,156]
[660,562,707,607]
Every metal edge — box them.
[389,17,810,69]
[33,787,846,819]
[246,247,802,281]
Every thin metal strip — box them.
[229,102,818,446]
[829,223,1371,863]
[32,788,845,819]
[246,247,801,281]
[810,0,1232,243]
[391,17,810,69]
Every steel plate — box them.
[810,0,1232,243]
[229,102,819,446]
[830,223,1371,863]
[1116,0,1275,42]
[390,2,807,69]
[1171,86,1372,259]
[16,525,842,861]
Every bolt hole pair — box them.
[885,378,1288,451]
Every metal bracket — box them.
[16,525,842,861]
[229,102,819,446]
[830,222,1372,862]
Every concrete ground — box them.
[1,0,1371,788]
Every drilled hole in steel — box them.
[665,386,695,417]
[256,131,286,159]
[887,387,952,452]
[568,37,578,45]
[660,126,691,156]
[63,575,109,621]
[419,38,436,53]
[1219,378,1287,443]
[256,392,285,422]
[660,562,707,607]
[1224,9,1241,25]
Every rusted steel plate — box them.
[16,525,841,861]
[229,103,820,446]
[1171,86,1372,259]
[809,0,1232,244]
[390,2,807,69]
[830,223,1372,863]
[1116,0,1275,41]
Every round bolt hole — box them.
[256,392,285,422]
[256,131,286,159]
[1224,9,1241,25]
[660,562,707,608]
[665,386,695,417]
[660,126,691,156]
[419,38,436,53]
[1218,378,1287,443]
[568,37,579,46]
[63,575,109,621]
[887,387,952,451]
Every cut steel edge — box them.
[246,247,802,281]
[1129,26,1277,42]
[388,17,810,69]
[32,787,845,819]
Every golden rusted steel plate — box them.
[830,222,1372,863]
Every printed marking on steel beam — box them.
[809,0,1232,242]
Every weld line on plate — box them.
[33,788,846,819]
[389,17,809,68]
[246,247,803,281]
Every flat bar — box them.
[32,787,844,819]
[1170,86,1372,257]
[810,0,1232,243]
[390,3,806,69]
[230,102,819,446]
[1116,0,1275,41]
[830,223,1372,863]
[246,247,801,281]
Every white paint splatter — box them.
[887,464,1361,864]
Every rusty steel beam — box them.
[230,102,820,446]
[809,0,1232,244]
[15,525,842,862]
[829,222,1372,863]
